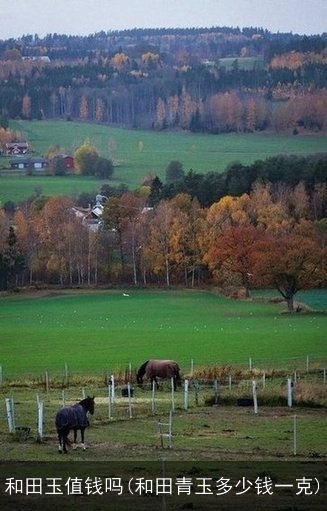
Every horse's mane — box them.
[77,396,95,414]
[79,397,91,407]
[137,360,149,377]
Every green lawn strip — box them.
[1,290,326,376]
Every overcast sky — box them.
[1,0,326,40]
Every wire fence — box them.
[1,354,326,388]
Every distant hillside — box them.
[0,27,327,133]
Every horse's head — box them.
[136,373,143,385]
[81,396,95,415]
[136,360,148,385]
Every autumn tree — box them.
[168,194,205,286]
[203,224,263,297]
[179,86,197,130]
[313,218,327,285]
[74,140,99,175]
[110,52,129,70]
[155,97,167,129]
[79,95,88,120]
[145,200,176,286]
[95,96,105,123]
[22,94,31,119]
[250,182,292,233]
[204,195,252,238]
[13,206,40,284]
[37,196,79,285]
[254,225,322,312]
[101,193,144,280]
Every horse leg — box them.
[153,376,159,390]
[72,428,78,449]
[80,427,86,450]
[63,429,69,453]
[58,430,63,453]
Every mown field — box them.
[1,289,326,378]
[1,120,327,203]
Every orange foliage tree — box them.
[203,224,264,297]
[254,226,322,311]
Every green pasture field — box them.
[217,56,264,70]
[1,119,327,203]
[0,289,326,470]
[1,289,326,379]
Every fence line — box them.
[3,372,325,453]
[1,355,327,387]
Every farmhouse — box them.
[72,203,104,231]
[5,142,28,155]
[22,55,51,63]
[10,157,48,172]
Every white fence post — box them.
[252,380,258,414]
[110,375,115,403]
[108,384,112,419]
[293,415,297,456]
[37,398,44,441]
[184,379,189,410]
[151,380,156,412]
[213,379,219,404]
[287,378,293,407]
[171,377,175,412]
[5,397,15,433]
[127,382,133,419]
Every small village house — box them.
[10,157,48,172]
[5,142,29,155]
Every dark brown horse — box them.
[136,359,181,390]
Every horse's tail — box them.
[55,411,65,431]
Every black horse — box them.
[136,359,181,390]
[55,396,95,453]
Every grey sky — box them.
[1,0,326,40]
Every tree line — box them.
[1,159,326,311]
[0,29,327,133]
[148,154,327,213]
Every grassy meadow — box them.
[1,119,327,203]
[0,289,326,466]
[1,289,326,379]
